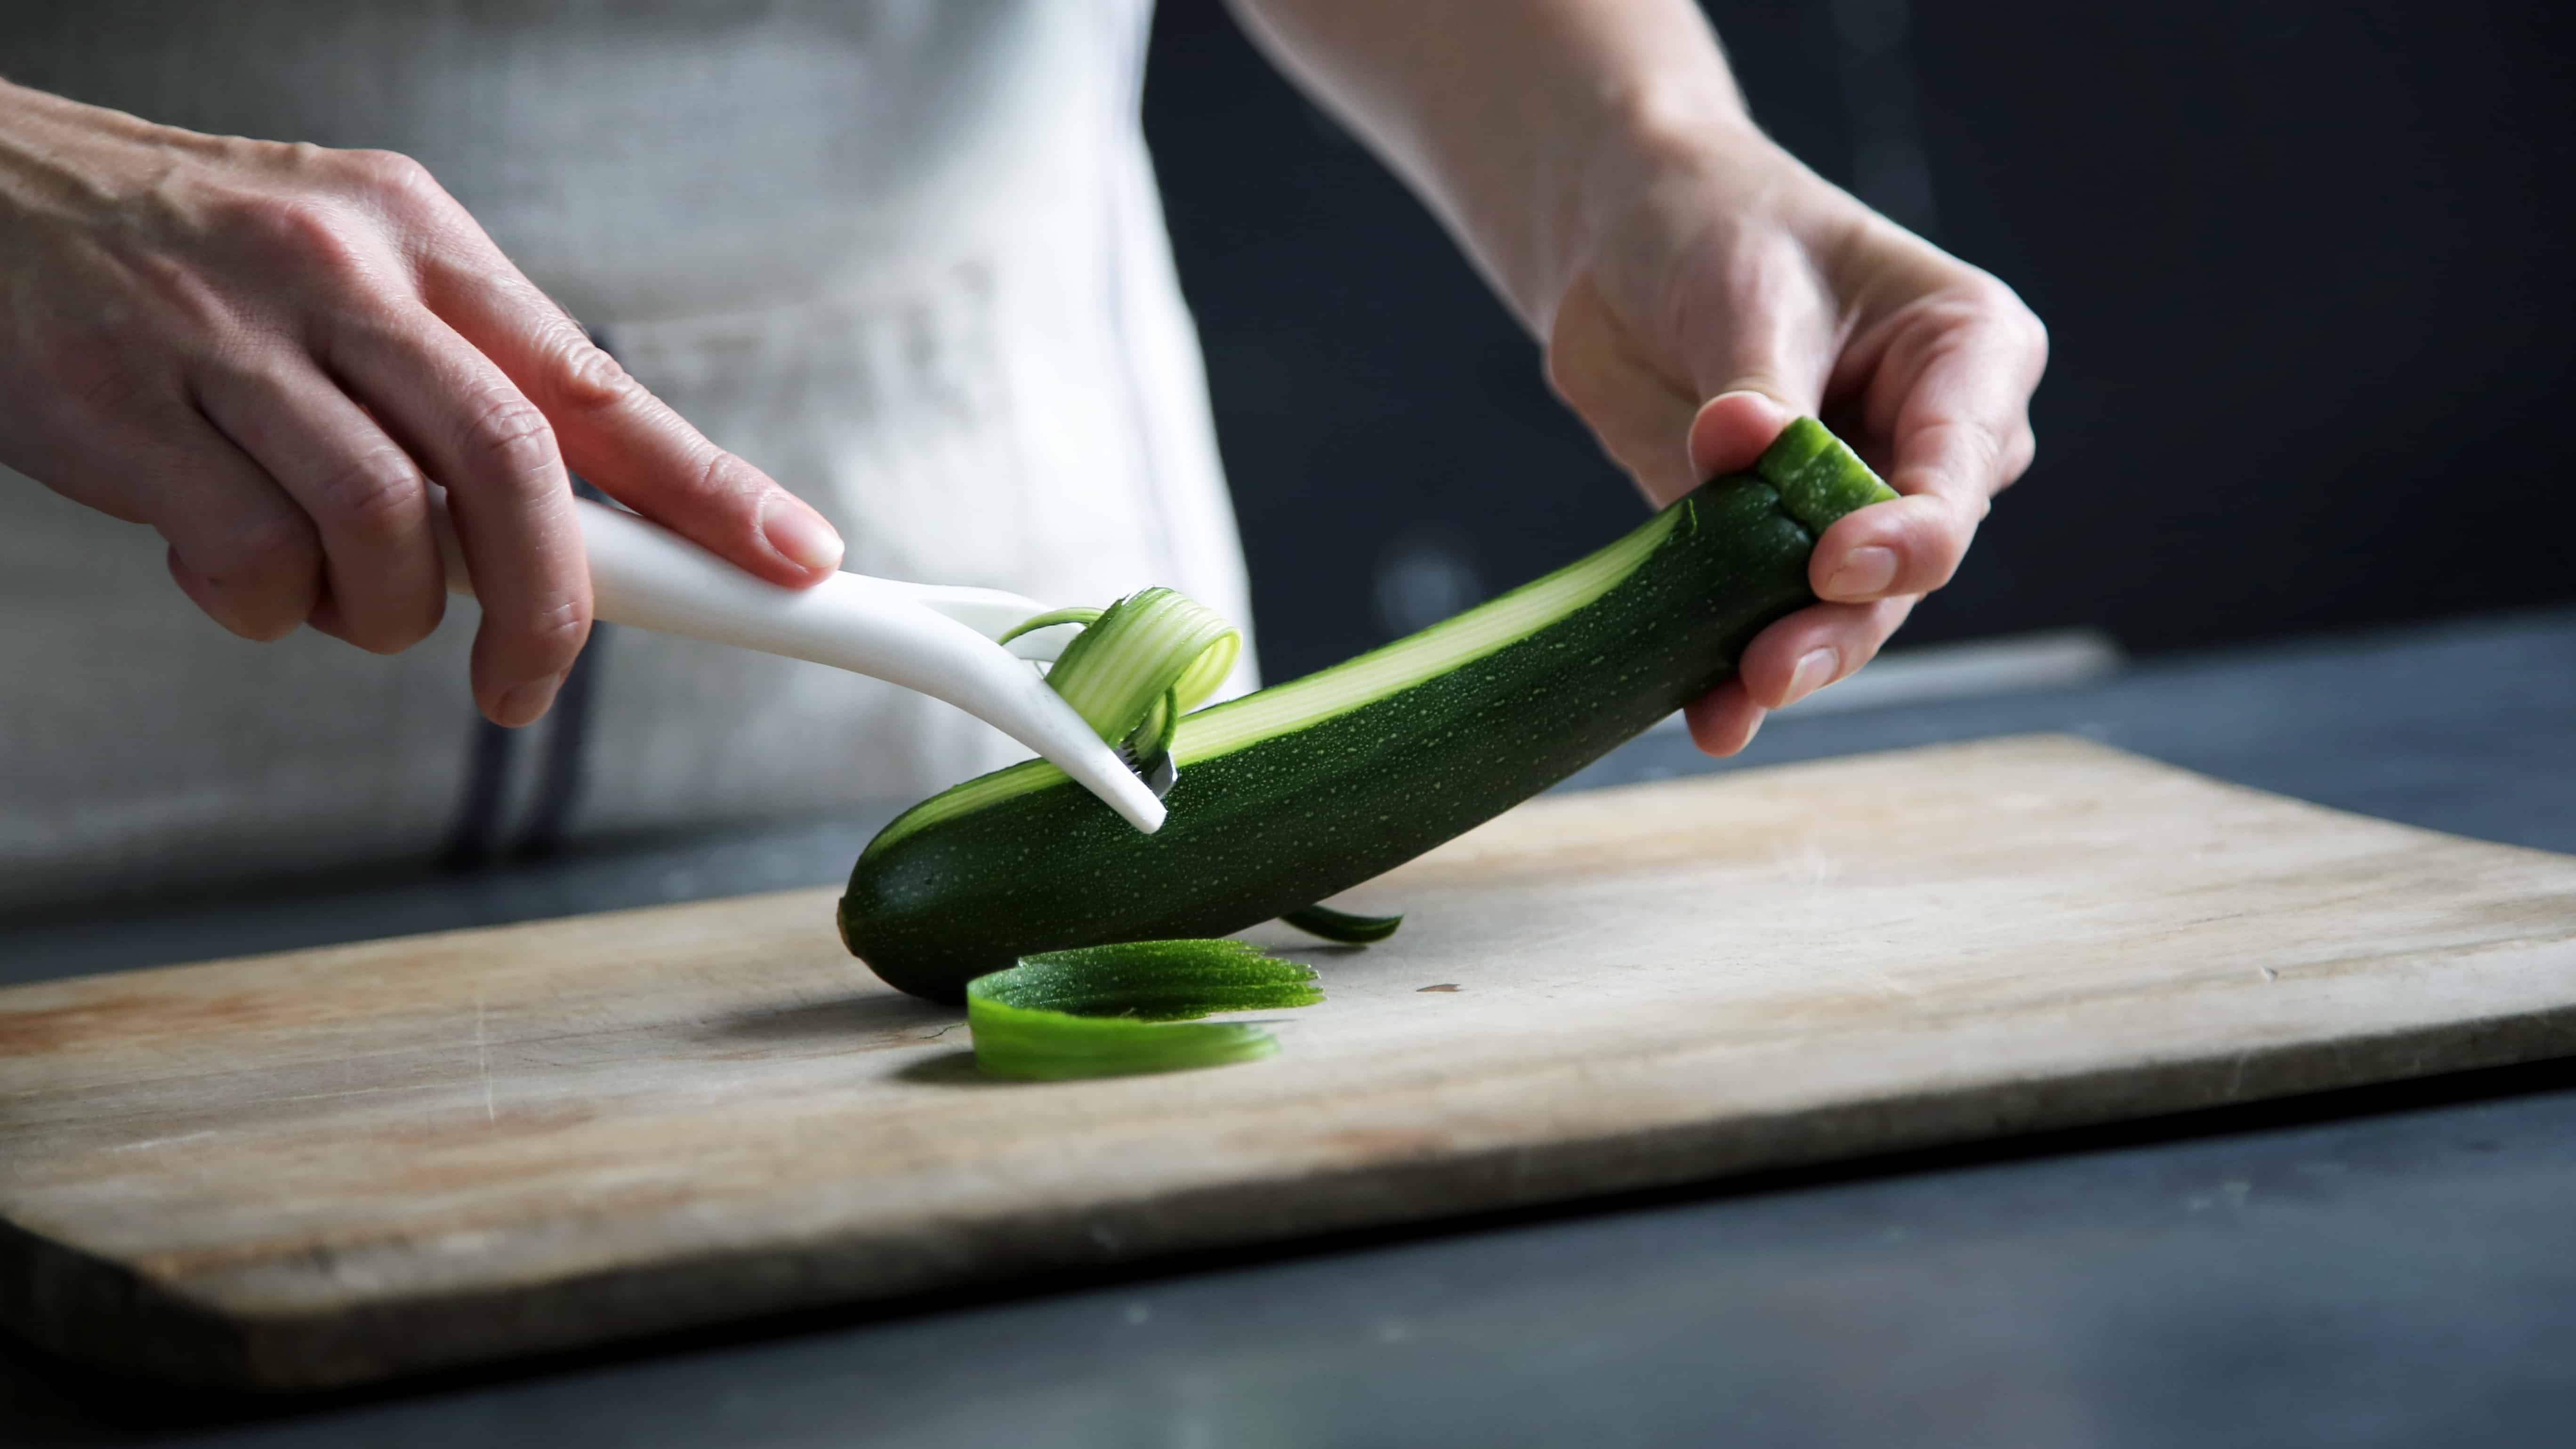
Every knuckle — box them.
[1988,282,2048,350]
[1964,274,2049,359]
[1964,272,2020,310]
[543,326,639,411]
[2003,426,2038,485]
[264,140,339,186]
[313,446,425,542]
[1953,268,2018,312]
[339,149,462,234]
[341,147,439,200]
[348,593,446,655]
[209,603,297,643]
[1541,341,1600,411]
[1911,288,1989,337]
[689,443,764,509]
[459,392,560,487]
[684,445,780,543]
[206,507,321,590]
[224,192,370,278]
[514,593,591,661]
[2018,302,2050,357]
[1911,414,2005,484]
[1541,282,1626,413]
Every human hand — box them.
[0,82,844,726]
[1546,126,2046,755]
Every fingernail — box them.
[495,676,560,728]
[1824,546,1898,598]
[1782,648,1838,707]
[762,496,844,572]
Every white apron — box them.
[0,0,1253,913]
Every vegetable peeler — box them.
[430,491,1168,834]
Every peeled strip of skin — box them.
[1004,588,1240,788]
[965,941,1323,1080]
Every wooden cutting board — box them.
[6,735,2574,1390]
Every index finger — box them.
[422,255,843,587]
[1872,299,2045,507]
[1811,290,2045,600]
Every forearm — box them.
[1223,0,1761,332]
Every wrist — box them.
[1529,88,1789,333]
[0,81,208,225]
[1600,65,1764,179]
[1395,24,1768,338]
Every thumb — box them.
[1686,389,1801,480]
[1678,248,1834,477]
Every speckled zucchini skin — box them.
[841,474,1840,1002]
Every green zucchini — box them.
[841,418,1896,1002]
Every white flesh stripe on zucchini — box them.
[862,505,1682,861]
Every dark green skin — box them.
[842,475,1827,1002]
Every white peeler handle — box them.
[431,492,1166,834]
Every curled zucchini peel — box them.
[966,940,1324,1080]
[1003,588,1240,778]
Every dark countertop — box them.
[3,607,2572,1447]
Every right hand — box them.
[0,81,845,726]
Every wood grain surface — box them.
[4,735,2573,1390]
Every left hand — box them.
[1544,126,2047,755]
